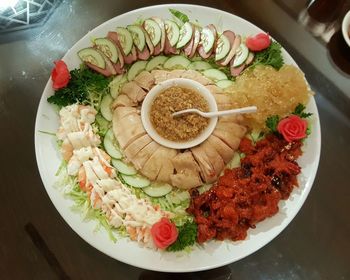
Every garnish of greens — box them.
[169,8,190,23]
[167,221,197,252]
[292,103,313,118]
[249,41,284,70]
[47,67,110,108]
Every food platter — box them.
[34,4,321,272]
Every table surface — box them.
[1,0,349,279]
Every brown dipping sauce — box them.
[150,86,209,142]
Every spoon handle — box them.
[204,106,257,117]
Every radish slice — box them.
[246,33,271,51]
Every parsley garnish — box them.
[292,103,313,118]
[169,8,190,23]
[47,67,110,108]
[266,115,280,133]
[167,221,197,252]
[250,41,284,70]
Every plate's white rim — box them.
[34,4,321,272]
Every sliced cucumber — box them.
[188,61,212,71]
[100,94,113,121]
[226,152,241,169]
[233,43,249,67]
[121,174,150,188]
[103,128,122,159]
[200,27,215,53]
[145,56,168,71]
[176,22,193,49]
[78,48,106,69]
[164,19,180,47]
[112,159,137,175]
[116,27,133,55]
[143,19,161,47]
[127,60,147,81]
[215,34,231,61]
[216,79,234,89]
[94,38,119,64]
[109,74,127,99]
[166,190,190,204]
[198,184,212,194]
[202,69,228,81]
[95,114,110,136]
[143,183,173,198]
[127,25,146,51]
[163,55,190,70]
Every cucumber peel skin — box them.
[163,55,190,69]
[176,22,193,49]
[100,94,113,121]
[78,48,106,69]
[127,60,147,81]
[127,25,146,52]
[103,129,123,159]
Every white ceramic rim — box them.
[342,10,350,47]
[34,4,321,272]
[140,78,218,149]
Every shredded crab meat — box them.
[58,104,167,247]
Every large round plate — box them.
[35,4,321,272]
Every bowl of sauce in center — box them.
[141,78,218,149]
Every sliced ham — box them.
[181,70,212,85]
[113,61,125,75]
[198,24,217,59]
[217,31,238,66]
[124,46,137,64]
[140,25,154,55]
[207,135,234,164]
[113,109,146,149]
[183,24,195,57]
[189,27,201,58]
[137,46,150,61]
[163,34,178,55]
[132,141,160,170]
[170,152,203,189]
[153,43,162,56]
[152,17,166,53]
[120,81,147,103]
[123,134,153,161]
[134,71,155,91]
[111,94,137,110]
[86,62,114,77]
[230,63,245,77]
[107,31,124,68]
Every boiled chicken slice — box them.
[181,70,212,85]
[212,93,234,110]
[218,114,244,125]
[170,152,203,189]
[206,85,224,94]
[113,109,146,149]
[120,81,147,103]
[216,121,247,139]
[134,71,155,91]
[132,141,160,170]
[167,69,185,79]
[141,146,176,181]
[207,135,234,164]
[191,146,216,183]
[113,106,138,121]
[111,94,137,109]
[123,134,153,161]
[200,140,225,177]
[212,129,241,150]
[156,149,178,184]
[151,70,169,84]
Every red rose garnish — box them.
[151,218,178,249]
[51,60,70,90]
[246,33,271,51]
[277,115,308,142]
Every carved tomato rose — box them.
[246,33,271,51]
[277,115,308,142]
[51,60,70,89]
[151,218,178,249]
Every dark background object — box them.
[0,0,349,279]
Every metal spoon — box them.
[172,106,257,118]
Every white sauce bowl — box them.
[141,78,218,149]
[342,10,350,47]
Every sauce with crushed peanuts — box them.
[150,86,209,142]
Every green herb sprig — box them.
[250,41,284,70]
[167,221,197,252]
